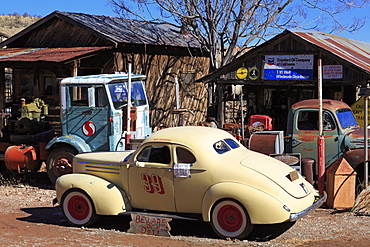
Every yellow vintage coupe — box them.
[55,126,325,239]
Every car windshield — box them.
[336,108,358,129]
[108,81,147,109]
[213,138,240,154]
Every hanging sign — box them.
[236,67,248,79]
[323,65,343,79]
[263,55,313,80]
[248,67,259,80]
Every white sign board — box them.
[323,65,343,79]
[263,55,314,80]
[174,163,191,177]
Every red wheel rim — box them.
[68,195,90,220]
[217,204,243,232]
[54,157,73,177]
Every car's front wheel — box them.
[210,200,253,239]
[62,190,97,226]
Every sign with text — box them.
[128,213,172,237]
[263,55,313,80]
[351,97,370,128]
[174,163,191,177]
[323,65,343,79]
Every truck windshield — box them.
[336,108,358,129]
[108,81,147,109]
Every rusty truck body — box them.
[286,99,368,188]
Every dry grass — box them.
[0,14,41,37]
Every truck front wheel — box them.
[62,190,97,226]
[47,146,78,183]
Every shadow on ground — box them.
[18,205,295,242]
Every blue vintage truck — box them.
[3,73,151,183]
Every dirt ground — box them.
[0,171,369,247]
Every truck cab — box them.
[287,99,367,186]
[46,73,151,182]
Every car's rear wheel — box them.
[62,190,97,226]
[211,200,253,239]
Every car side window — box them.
[176,147,196,163]
[297,110,336,131]
[137,145,171,164]
[323,111,336,131]
[213,140,230,154]
[69,86,88,106]
[297,111,318,130]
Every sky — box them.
[1,0,370,43]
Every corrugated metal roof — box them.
[292,30,370,72]
[57,11,200,48]
[0,46,111,62]
[198,29,370,83]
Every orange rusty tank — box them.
[5,145,41,172]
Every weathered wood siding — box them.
[114,53,210,128]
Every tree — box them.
[108,0,369,71]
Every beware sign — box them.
[350,97,370,127]
[128,213,172,237]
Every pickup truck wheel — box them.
[354,165,370,195]
[62,190,97,226]
[210,200,253,239]
[47,146,78,184]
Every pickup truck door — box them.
[64,85,110,151]
[292,109,341,166]
[128,144,176,212]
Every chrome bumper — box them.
[289,193,327,222]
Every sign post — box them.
[358,85,370,189]
[317,59,325,195]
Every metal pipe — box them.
[175,76,180,109]
[125,63,132,149]
[317,59,325,195]
[364,95,368,188]
[240,89,245,143]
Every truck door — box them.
[128,144,176,212]
[64,85,110,151]
[292,109,341,167]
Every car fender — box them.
[202,182,290,224]
[45,135,92,153]
[56,173,131,215]
[343,148,367,169]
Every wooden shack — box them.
[199,30,370,129]
[0,11,210,129]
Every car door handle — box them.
[82,110,92,115]
[292,138,302,147]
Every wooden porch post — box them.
[73,60,79,76]
[0,67,5,111]
[217,83,225,128]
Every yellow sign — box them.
[236,67,248,79]
[351,97,370,127]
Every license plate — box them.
[289,170,299,181]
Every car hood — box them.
[240,153,312,198]
[74,150,134,164]
[344,127,370,149]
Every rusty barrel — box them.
[301,158,314,185]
